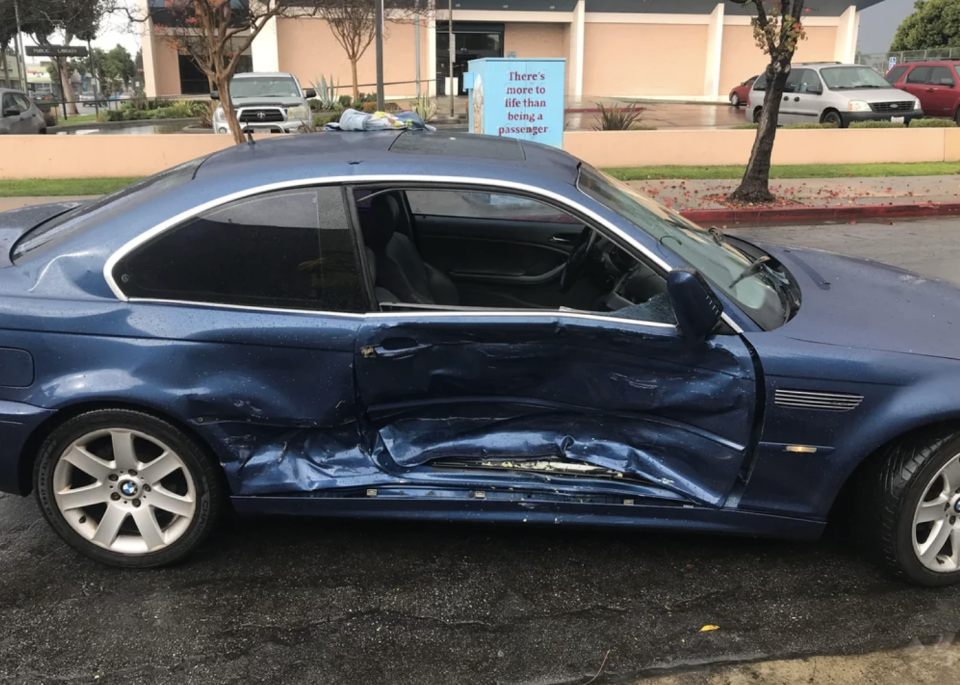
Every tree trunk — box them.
[218,74,244,145]
[2,48,9,89]
[351,58,360,102]
[728,66,790,204]
[59,62,79,115]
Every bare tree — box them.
[727,0,808,204]
[315,0,428,102]
[140,0,324,144]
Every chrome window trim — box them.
[102,174,744,334]
[124,297,678,330]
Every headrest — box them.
[363,194,401,250]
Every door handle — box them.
[361,338,431,359]
[783,96,789,101]
[549,233,579,244]
[793,97,800,102]
[927,88,935,92]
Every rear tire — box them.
[731,93,740,107]
[752,107,762,124]
[851,427,960,586]
[33,409,223,568]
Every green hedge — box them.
[784,122,838,129]
[312,112,342,128]
[910,117,957,128]
[99,99,209,122]
[849,120,906,128]
[731,122,837,130]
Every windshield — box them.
[821,66,890,90]
[577,165,792,331]
[230,77,301,99]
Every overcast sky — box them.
[858,0,916,54]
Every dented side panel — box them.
[355,315,756,506]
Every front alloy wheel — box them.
[853,428,960,585]
[35,410,222,567]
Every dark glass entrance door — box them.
[437,22,504,96]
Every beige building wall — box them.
[154,40,182,97]
[503,23,567,59]
[582,23,709,98]
[718,24,841,99]
[718,25,767,98]
[277,16,430,98]
[794,26,839,63]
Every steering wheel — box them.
[559,226,600,293]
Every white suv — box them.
[748,63,924,128]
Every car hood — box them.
[827,87,913,103]
[223,96,304,108]
[761,243,960,360]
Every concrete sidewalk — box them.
[626,175,960,212]
[0,196,95,213]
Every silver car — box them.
[748,63,924,128]
[0,89,46,134]
[212,72,316,135]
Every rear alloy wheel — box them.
[731,93,740,107]
[852,428,960,586]
[34,410,222,567]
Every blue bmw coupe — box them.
[2,132,958,585]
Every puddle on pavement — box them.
[634,635,960,684]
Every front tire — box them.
[852,427,960,586]
[821,110,844,128]
[33,409,223,568]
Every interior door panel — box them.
[415,214,578,279]
[413,214,602,309]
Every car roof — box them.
[896,60,960,66]
[194,130,582,188]
[232,72,295,79]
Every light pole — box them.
[414,0,421,99]
[375,0,384,111]
[447,0,453,117]
[13,0,28,92]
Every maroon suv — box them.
[885,60,960,121]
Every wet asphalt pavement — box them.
[3,217,960,685]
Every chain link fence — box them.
[858,48,960,75]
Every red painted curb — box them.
[679,201,960,225]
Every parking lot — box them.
[1,217,959,685]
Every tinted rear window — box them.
[12,157,207,262]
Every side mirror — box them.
[942,78,956,87]
[210,90,219,100]
[2,108,18,118]
[667,268,723,341]
[807,87,822,95]
[303,87,316,98]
